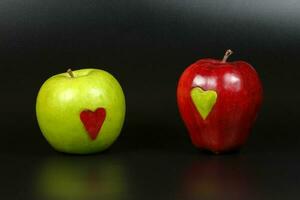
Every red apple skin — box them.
[177,58,263,153]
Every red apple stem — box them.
[221,49,233,63]
[67,69,75,78]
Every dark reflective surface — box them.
[33,156,130,200]
[179,157,256,200]
[2,132,300,200]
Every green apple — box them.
[36,68,125,154]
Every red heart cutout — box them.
[80,107,106,140]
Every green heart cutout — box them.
[190,87,217,120]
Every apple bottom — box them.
[187,121,253,154]
[199,135,253,154]
[193,142,246,154]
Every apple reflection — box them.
[34,156,129,200]
[179,158,257,200]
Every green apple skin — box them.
[36,68,125,154]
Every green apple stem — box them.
[221,49,233,63]
[67,69,75,78]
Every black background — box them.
[1,0,300,199]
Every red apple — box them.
[177,50,263,153]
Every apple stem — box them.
[67,69,75,78]
[221,49,233,63]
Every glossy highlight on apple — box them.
[36,68,126,154]
[177,50,263,154]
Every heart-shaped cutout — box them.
[191,87,217,120]
[80,107,106,140]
